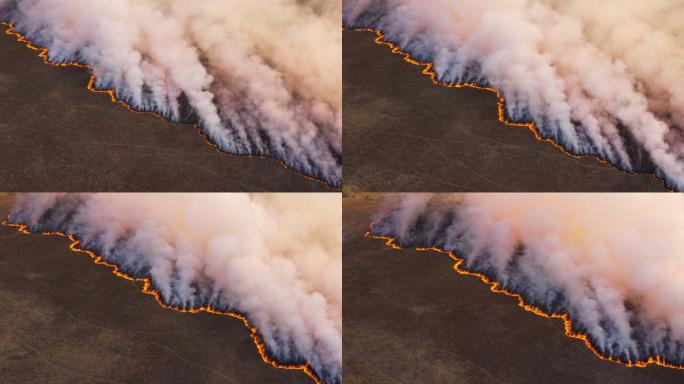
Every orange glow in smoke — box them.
[364,223,684,371]
[1,21,335,190]
[1,220,322,384]
[352,28,670,190]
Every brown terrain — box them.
[0,28,328,192]
[343,30,666,192]
[343,193,684,383]
[0,194,311,384]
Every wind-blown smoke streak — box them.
[370,193,684,368]
[1,0,341,187]
[9,193,342,384]
[344,1,684,190]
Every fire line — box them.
[1,21,336,190]
[351,28,670,191]
[1,219,323,384]
[365,219,684,371]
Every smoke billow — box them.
[344,0,684,190]
[1,0,341,186]
[372,193,684,366]
[9,193,342,383]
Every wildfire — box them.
[1,21,335,190]
[352,28,669,190]
[364,220,684,371]
[1,219,323,384]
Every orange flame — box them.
[1,21,336,190]
[1,219,323,384]
[364,220,684,371]
[351,28,670,191]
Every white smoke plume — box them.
[372,193,684,366]
[344,0,684,190]
[9,193,342,383]
[1,0,341,186]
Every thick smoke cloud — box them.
[372,193,684,366]
[10,193,342,383]
[344,0,684,190]
[1,0,341,186]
